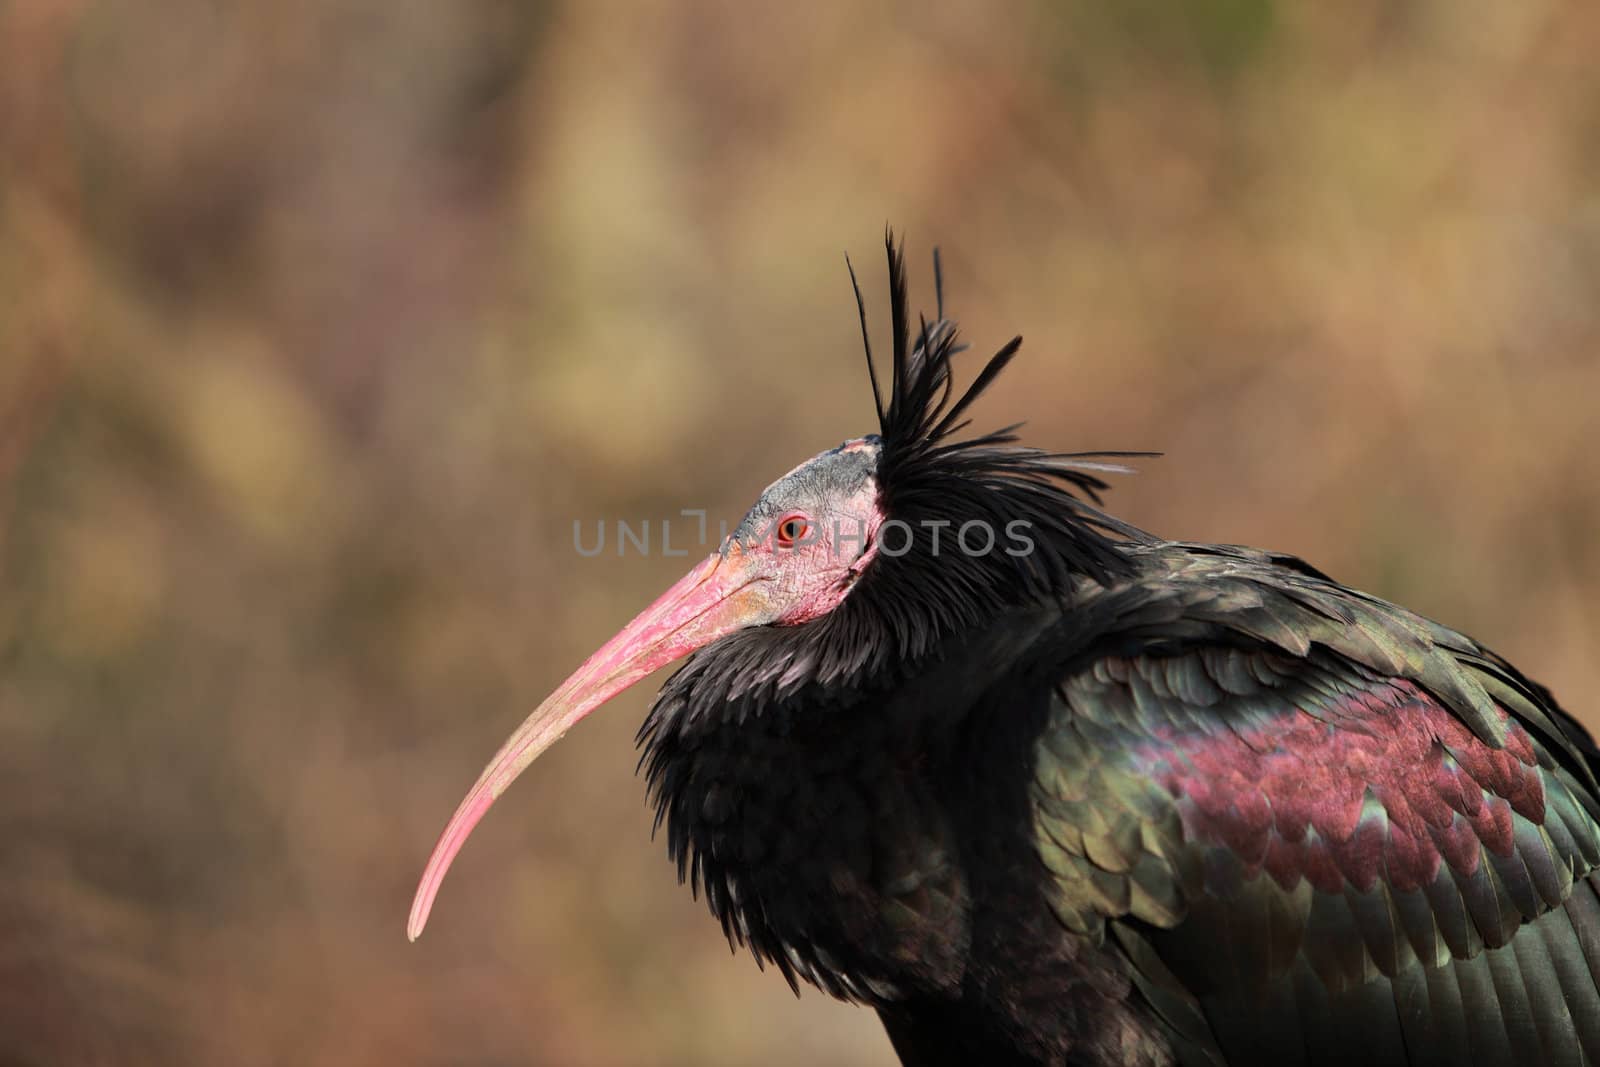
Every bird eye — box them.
[775,513,812,547]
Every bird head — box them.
[407,234,1145,941]
[722,435,886,624]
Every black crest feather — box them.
[852,230,1152,593]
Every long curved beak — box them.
[408,549,771,941]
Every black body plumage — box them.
[636,236,1600,1065]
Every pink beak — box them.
[408,549,774,941]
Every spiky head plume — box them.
[848,230,1151,598]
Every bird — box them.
[408,233,1600,1066]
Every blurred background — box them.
[3,1,1599,1063]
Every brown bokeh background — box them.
[3,2,1599,1064]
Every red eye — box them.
[775,513,812,547]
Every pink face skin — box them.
[407,438,886,940]
[736,475,884,625]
